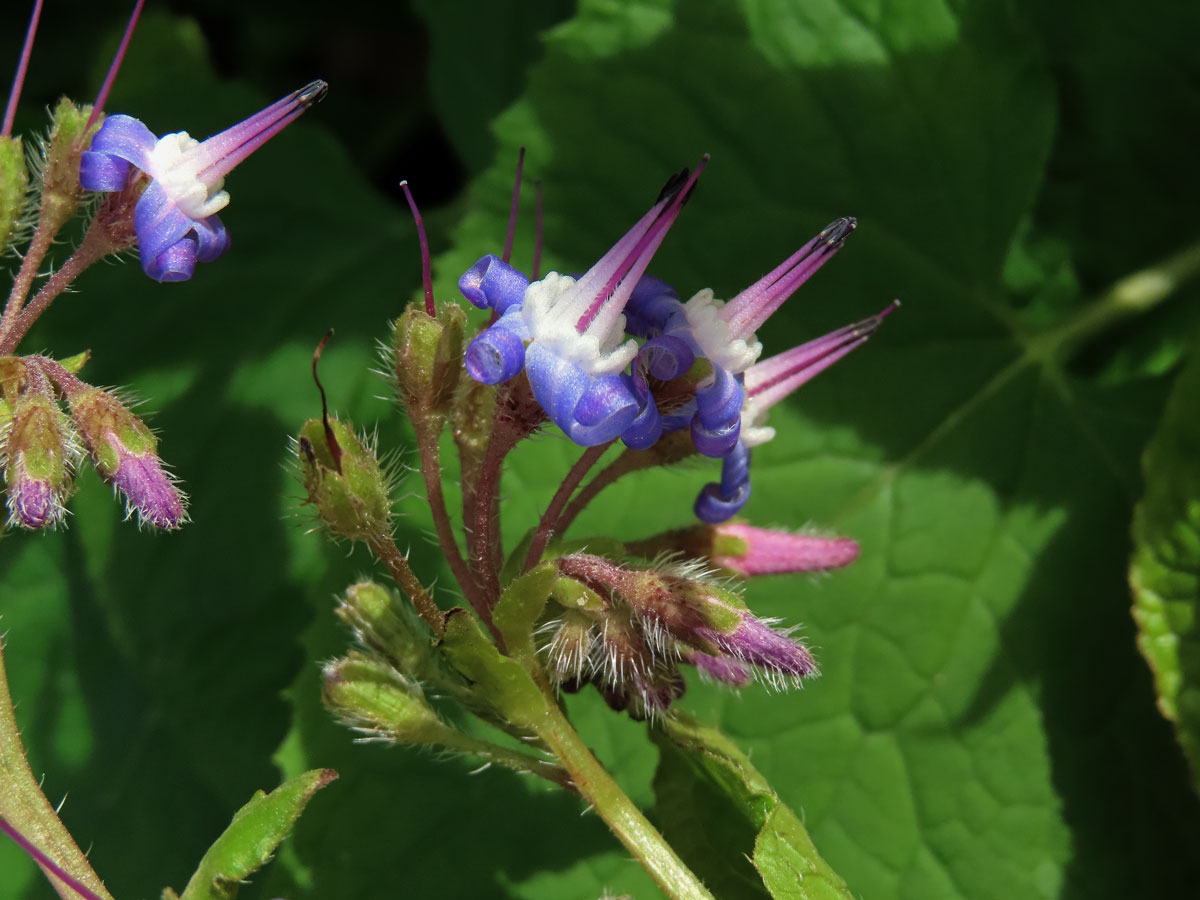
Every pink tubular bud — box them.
[711,522,859,576]
[1,361,79,530]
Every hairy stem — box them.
[471,424,521,605]
[0,211,130,354]
[0,635,113,900]
[413,418,489,619]
[523,441,612,573]
[365,533,446,638]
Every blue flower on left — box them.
[79,80,327,282]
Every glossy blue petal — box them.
[526,343,638,446]
[458,254,530,314]
[621,333,695,450]
[133,181,230,281]
[691,367,743,457]
[465,309,529,384]
[694,442,751,523]
[79,114,157,191]
[624,275,680,338]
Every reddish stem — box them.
[400,181,435,317]
[501,147,525,264]
[523,442,612,573]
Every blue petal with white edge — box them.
[691,367,743,458]
[79,115,157,191]
[466,308,530,385]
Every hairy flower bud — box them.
[392,301,467,417]
[63,385,186,528]
[0,136,29,255]
[337,580,441,679]
[1,365,80,529]
[323,652,451,745]
[296,416,392,542]
[40,99,94,234]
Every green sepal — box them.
[653,712,853,900]
[297,416,392,542]
[549,574,607,615]
[0,136,29,256]
[438,608,548,729]
[173,769,337,900]
[56,350,90,374]
[68,387,157,475]
[493,562,558,666]
[393,301,468,417]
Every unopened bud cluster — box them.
[0,355,185,530]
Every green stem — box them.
[532,697,716,900]
[1033,234,1200,361]
[0,633,113,900]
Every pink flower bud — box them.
[711,522,859,576]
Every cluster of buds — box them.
[540,552,826,718]
[0,353,185,529]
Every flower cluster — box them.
[459,158,896,524]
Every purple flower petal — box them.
[694,442,751,523]
[526,342,638,446]
[691,367,743,458]
[79,114,156,190]
[465,314,528,384]
[458,254,530,314]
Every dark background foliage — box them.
[2,1,1199,898]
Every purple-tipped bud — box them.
[1,363,79,530]
[64,384,186,529]
[694,615,818,686]
[689,651,752,686]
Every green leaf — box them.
[439,609,548,728]
[653,713,852,900]
[1131,342,1200,794]
[176,769,337,900]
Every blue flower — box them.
[79,80,327,282]
[465,158,707,446]
[694,302,898,523]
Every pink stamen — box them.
[400,181,435,316]
[196,80,327,183]
[502,146,525,264]
[721,217,856,340]
[745,300,898,409]
[575,155,709,335]
[86,0,145,132]
[1,0,44,138]
[532,179,544,280]
[0,815,107,900]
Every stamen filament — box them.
[502,146,525,264]
[86,0,145,132]
[1,0,44,138]
[400,180,435,316]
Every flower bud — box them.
[296,416,391,542]
[66,386,186,529]
[392,302,468,418]
[323,652,453,746]
[627,521,859,577]
[0,136,29,256]
[337,580,440,679]
[40,99,95,234]
[3,385,79,530]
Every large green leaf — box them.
[1131,344,1200,794]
